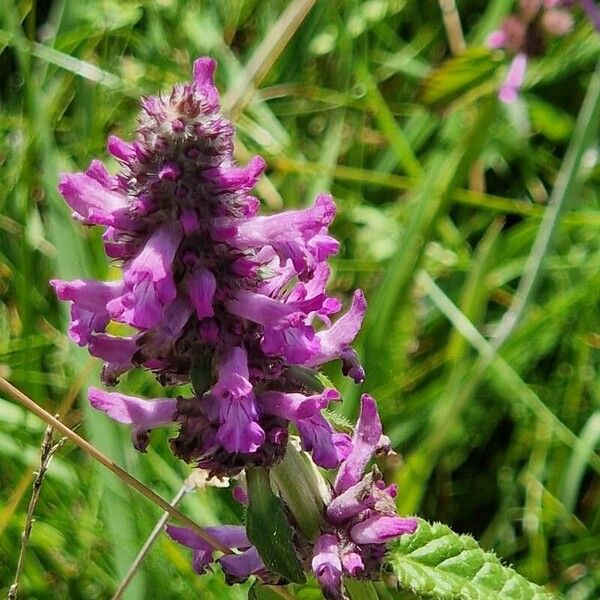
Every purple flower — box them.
[58,172,137,229]
[88,388,177,451]
[166,524,265,583]
[258,388,351,469]
[486,0,590,103]
[312,534,344,600]
[107,223,181,329]
[50,279,123,345]
[210,346,265,454]
[498,53,528,104]
[220,193,339,275]
[52,56,366,476]
[311,395,418,600]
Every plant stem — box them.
[8,424,65,600]
[0,376,230,554]
[491,59,600,350]
[438,0,467,55]
[111,483,191,600]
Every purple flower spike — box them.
[53,56,366,476]
[51,56,421,591]
[88,388,177,451]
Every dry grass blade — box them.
[438,0,467,55]
[223,0,317,119]
[0,376,231,554]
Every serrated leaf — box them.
[386,519,556,599]
[421,48,499,108]
[246,467,306,584]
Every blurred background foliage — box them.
[0,0,599,598]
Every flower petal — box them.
[349,515,419,545]
[307,290,366,381]
[334,394,382,494]
[312,533,344,600]
[219,547,264,582]
[88,387,176,451]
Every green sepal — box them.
[271,443,326,541]
[246,467,306,584]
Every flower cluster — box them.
[311,395,418,600]
[52,57,417,599]
[166,396,418,599]
[52,57,365,476]
[488,0,600,103]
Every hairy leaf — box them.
[386,520,555,599]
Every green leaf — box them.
[246,467,306,584]
[386,519,556,599]
[345,580,380,600]
[528,97,574,141]
[248,582,289,600]
[421,48,499,108]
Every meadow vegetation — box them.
[0,0,599,598]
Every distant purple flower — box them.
[486,0,600,103]
[53,57,366,476]
[498,53,528,104]
[312,395,418,600]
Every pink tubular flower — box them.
[499,53,528,104]
[88,388,177,451]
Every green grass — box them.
[1,0,600,598]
